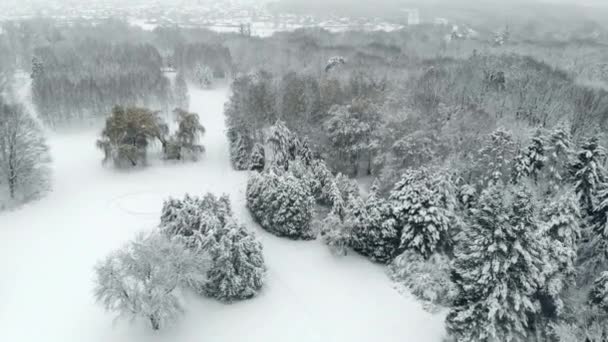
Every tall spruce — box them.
[447,184,544,342]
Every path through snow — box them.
[0,86,446,342]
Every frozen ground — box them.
[0,86,446,342]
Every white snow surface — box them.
[0,86,446,342]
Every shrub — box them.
[389,250,457,312]
[246,170,315,239]
[203,221,266,301]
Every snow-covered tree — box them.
[319,211,351,256]
[543,125,573,193]
[350,180,399,263]
[579,186,608,283]
[267,120,297,170]
[203,220,266,302]
[589,272,608,313]
[468,129,518,188]
[228,128,253,170]
[512,131,546,184]
[249,143,265,172]
[96,106,168,167]
[246,170,315,239]
[538,190,580,319]
[194,64,213,89]
[389,250,456,311]
[570,136,606,215]
[0,100,50,204]
[389,169,452,258]
[164,109,205,161]
[174,71,189,110]
[447,184,544,342]
[160,193,232,238]
[94,232,206,330]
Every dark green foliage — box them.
[350,180,399,263]
[389,169,454,258]
[249,143,265,172]
[203,221,266,302]
[447,184,544,342]
[570,137,607,216]
[246,170,315,240]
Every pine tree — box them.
[447,184,544,342]
[589,271,608,313]
[579,186,608,283]
[389,169,451,258]
[267,120,297,170]
[246,170,315,239]
[470,129,518,188]
[570,136,606,215]
[174,72,189,110]
[249,143,265,172]
[538,190,580,319]
[512,131,546,184]
[543,125,573,193]
[203,221,266,302]
[351,179,399,263]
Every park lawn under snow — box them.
[0,86,446,342]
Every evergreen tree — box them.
[246,169,315,239]
[174,71,189,110]
[512,131,546,184]
[447,184,544,342]
[579,186,608,283]
[203,221,266,302]
[570,137,606,215]
[389,169,452,258]
[543,125,573,193]
[351,179,399,263]
[249,143,265,172]
[538,190,580,319]
[589,271,608,313]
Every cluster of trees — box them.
[31,41,173,126]
[96,107,205,167]
[237,114,608,340]
[0,97,50,209]
[95,193,266,330]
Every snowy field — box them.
[0,86,445,342]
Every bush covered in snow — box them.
[350,181,399,263]
[319,211,351,256]
[94,232,206,330]
[389,250,456,312]
[203,220,266,302]
[246,170,315,239]
[159,193,266,302]
[160,193,232,238]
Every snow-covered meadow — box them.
[0,86,445,342]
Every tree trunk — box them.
[149,315,160,330]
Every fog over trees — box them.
[2,0,608,341]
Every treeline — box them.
[31,41,171,126]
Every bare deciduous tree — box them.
[0,99,50,205]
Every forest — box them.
[1,6,608,342]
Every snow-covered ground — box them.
[0,85,446,342]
